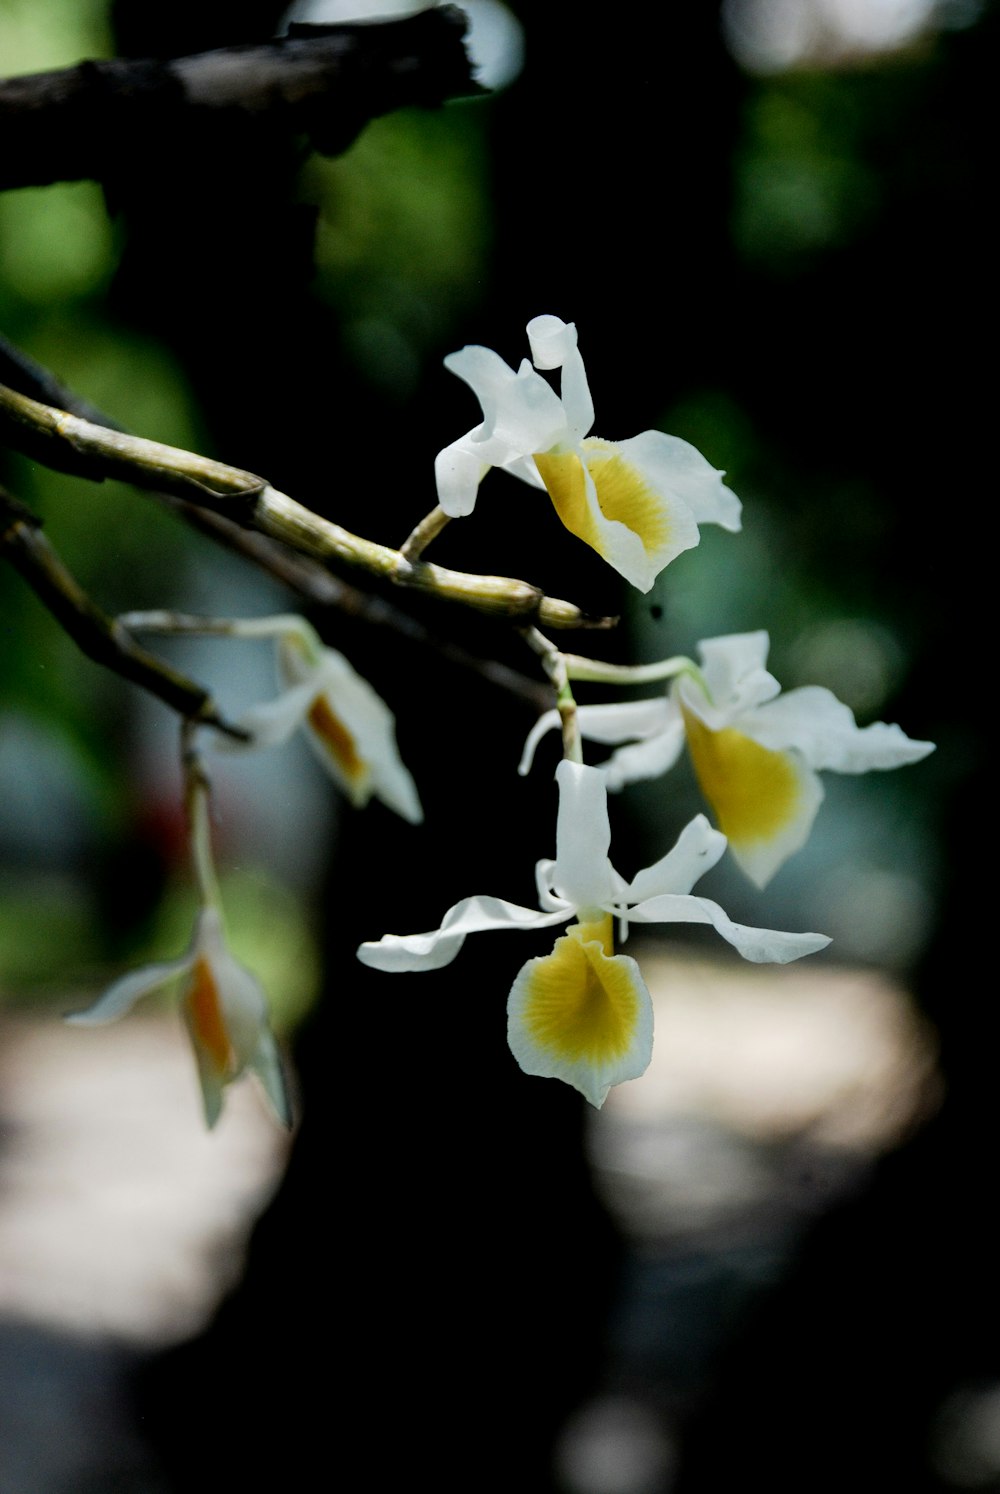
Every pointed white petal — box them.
[507,923,654,1108]
[190,1046,226,1129]
[742,686,936,773]
[357,895,567,973]
[249,1027,293,1129]
[624,814,727,902]
[628,892,831,963]
[518,708,562,775]
[67,954,193,1026]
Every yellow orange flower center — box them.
[308,695,368,790]
[534,439,672,559]
[519,917,643,1064]
[186,956,233,1075]
[682,702,802,846]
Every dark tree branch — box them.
[0,334,553,709]
[0,486,248,735]
[0,8,481,191]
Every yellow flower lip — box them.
[536,441,673,561]
[507,916,654,1108]
[682,703,806,846]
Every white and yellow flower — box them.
[520,631,935,888]
[358,759,829,1107]
[434,315,742,593]
[68,772,290,1129]
[229,615,422,825]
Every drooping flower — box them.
[68,905,291,1128]
[434,315,742,593]
[228,615,422,825]
[68,768,290,1128]
[358,759,829,1107]
[520,631,935,888]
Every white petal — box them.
[534,857,576,914]
[280,645,423,823]
[741,686,936,773]
[249,1027,293,1129]
[445,343,566,455]
[66,954,193,1025]
[602,725,687,791]
[224,677,319,750]
[618,431,742,532]
[518,699,674,778]
[496,452,547,490]
[628,892,831,963]
[190,1047,226,1129]
[526,315,592,437]
[518,708,562,776]
[558,346,595,441]
[552,760,618,912]
[443,343,519,429]
[526,314,578,370]
[435,437,489,517]
[624,814,727,902]
[197,921,272,1071]
[690,632,780,723]
[579,698,675,745]
[357,895,566,973]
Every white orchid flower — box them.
[434,314,742,593]
[68,774,290,1129]
[358,759,830,1108]
[228,615,422,825]
[68,906,290,1129]
[520,631,936,888]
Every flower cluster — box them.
[71,313,934,1126]
[359,315,934,1110]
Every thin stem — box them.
[561,652,699,686]
[520,628,582,764]
[399,505,451,562]
[182,726,223,913]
